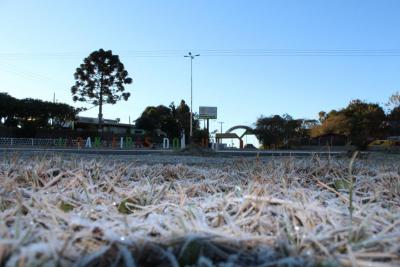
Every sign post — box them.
[199,106,218,134]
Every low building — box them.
[311,133,348,146]
[71,116,145,135]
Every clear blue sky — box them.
[0,0,399,144]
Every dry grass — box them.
[0,153,399,266]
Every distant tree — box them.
[135,100,199,143]
[49,103,80,128]
[157,105,180,139]
[136,105,180,139]
[135,107,158,132]
[318,111,327,123]
[0,93,79,129]
[387,91,400,110]
[255,114,301,148]
[311,112,349,137]
[192,129,210,146]
[386,106,400,136]
[311,100,385,149]
[298,119,318,140]
[71,49,132,130]
[343,100,385,148]
[175,100,198,142]
[388,106,400,121]
[16,98,51,128]
[169,102,177,118]
[301,119,319,130]
[0,93,17,124]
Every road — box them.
[0,147,352,157]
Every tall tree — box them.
[255,114,301,148]
[311,100,385,148]
[135,105,180,139]
[135,100,200,144]
[71,49,132,130]
[176,100,198,142]
[343,100,385,148]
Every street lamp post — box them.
[218,121,224,133]
[184,52,200,145]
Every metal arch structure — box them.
[225,125,255,139]
[216,125,256,149]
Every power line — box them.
[1,49,400,59]
[0,60,66,86]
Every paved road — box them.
[0,147,352,157]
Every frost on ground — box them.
[0,153,399,267]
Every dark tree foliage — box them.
[387,106,400,136]
[255,114,302,148]
[297,119,318,141]
[383,92,400,136]
[17,98,50,128]
[311,100,386,149]
[343,100,386,148]
[50,103,81,128]
[135,100,199,143]
[388,106,400,121]
[318,111,327,123]
[71,49,132,128]
[136,105,180,139]
[0,93,78,129]
[387,91,400,110]
[175,100,199,141]
[311,112,349,137]
[0,93,18,124]
[192,128,210,146]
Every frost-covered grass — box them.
[0,153,399,267]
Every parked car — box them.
[368,139,400,150]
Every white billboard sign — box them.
[199,106,217,119]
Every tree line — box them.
[1,91,399,149]
[0,93,79,130]
[254,93,400,149]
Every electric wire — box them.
[1,49,400,60]
[1,48,399,100]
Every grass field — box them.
[0,153,399,266]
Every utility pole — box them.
[218,121,224,133]
[51,92,56,126]
[184,52,200,146]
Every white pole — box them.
[185,52,200,146]
[190,56,193,143]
